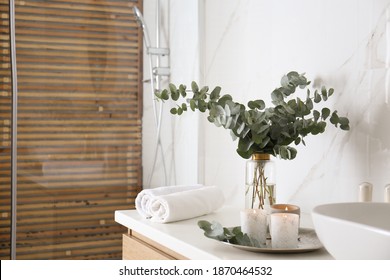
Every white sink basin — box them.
[312,202,390,259]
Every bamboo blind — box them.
[0,0,143,259]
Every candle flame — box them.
[285,206,289,211]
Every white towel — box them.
[135,184,203,218]
[148,185,225,223]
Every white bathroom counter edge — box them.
[114,206,333,260]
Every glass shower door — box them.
[0,0,143,259]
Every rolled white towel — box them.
[149,185,225,223]
[135,184,203,218]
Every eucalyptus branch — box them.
[155,71,350,160]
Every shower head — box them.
[133,6,146,30]
[132,6,151,49]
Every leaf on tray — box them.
[197,220,256,247]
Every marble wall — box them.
[142,0,390,213]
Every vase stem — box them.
[245,154,276,210]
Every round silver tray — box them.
[221,228,323,253]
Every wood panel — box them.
[122,231,187,260]
[0,0,143,260]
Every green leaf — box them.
[217,94,233,106]
[328,88,334,97]
[170,107,177,114]
[198,100,207,112]
[168,84,179,100]
[271,89,284,103]
[190,99,196,111]
[321,108,331,120]
[321,86,328,101]
[287,147,297,159]
[169,83,177,94]
[314,90,321,103]
[199,86,209,98]
[313,110,320,122]
[281,74,290,88]
[282,103,296,114]
[179,84,187,97]
[191,81,199,93]
[198,221,256,246]
[160,90,169,100]
[248,101,257,110]
[258,136,270,149]
[330,111,339,126]
[338,117,350,130]
[177,107,183,115]
[311,121,326,135]
[171,90,180,101]
[306,96,313,110]
[210,86,221,101]
[197,220,225,241]
[279,146,291,159]
[229,102,241,115]
[338,116,349,126]
[238,137,254,152]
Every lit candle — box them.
[270,204,300,216]
[270,204,300,227]
[240,209,267,247]
[270,213,299,248]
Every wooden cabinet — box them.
[122,230,187,260]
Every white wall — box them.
[202,0,390,213]
[142,0,390,214]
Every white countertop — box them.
[114,206,333,260]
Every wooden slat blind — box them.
[0,0,143,259]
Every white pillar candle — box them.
[270,213,299,249]
[240,209,267,247]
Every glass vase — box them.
[245,153,276,210]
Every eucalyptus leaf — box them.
[169,83,177,94]
[314,90,321,103]
[321,86,328,101]
[198,220,257,247]
[238,137,254,152]
[160,89,169,100]
[191,81,199,93]
[321,108,331,120]
[282,103,296,114]
[210,86,221,101]
[271,89,284,103]
[190,99,196,111]
[313,110,320,122]
[197,220,225,241]
[200,86,209,96]
[179,84,187,97]
[217,94,233,106]
[330,111,339,126]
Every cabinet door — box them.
[122,232,187,260]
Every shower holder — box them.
[152,67,170,76]
[148,47,169,56]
